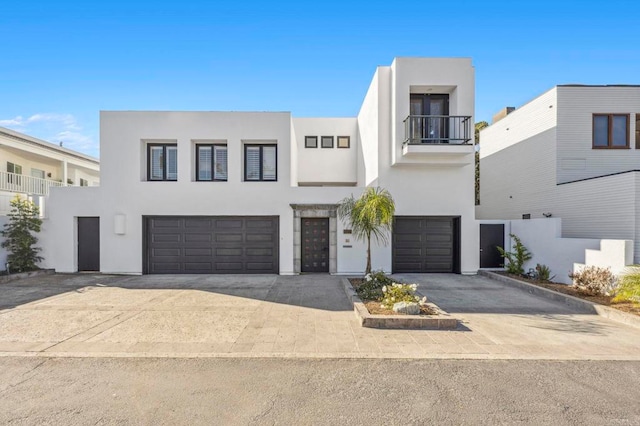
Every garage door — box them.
[392,217,458,273]
[145,216,279,274]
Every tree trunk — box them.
[365,234,372,274]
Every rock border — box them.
[479,270,640,330]
[340,278,458,329]
[0,269,55,284]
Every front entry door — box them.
[480,224,504,268]
[78,217,100,271]
[301,218,329,273]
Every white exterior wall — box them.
[505,218,633,284]
[478,86,640,263]
[293,118,358,185]
[44,58,479,275]
[557,86,640,183]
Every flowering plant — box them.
[379,283,427,309]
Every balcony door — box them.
[410,94,449,143]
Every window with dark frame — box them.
[636,114,640,150]
[337,136,350,148]
[244,144,277,181]
[592,114,629,149]
[305,136,318,148]
[147,143,178,181]
[321,136,334,148]
[196,144,228,181]
[79,178,89,187]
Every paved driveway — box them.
[0,273,639,359]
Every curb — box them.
[340,278,458,329]
[479,270,640,330]
[0,269,55,284]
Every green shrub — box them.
[569,266,617,296]
[1,196,43,273]
[497,234,532,275]
[379,283,426,310]
[613,267,640,303]
[356,270,393,300]
[535,264,554,282]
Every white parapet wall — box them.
[487,218,634,284]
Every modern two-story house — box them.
[477,85,640,263]
[42,57,478,275]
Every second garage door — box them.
[145,216,279,274]
[392,216,459,273]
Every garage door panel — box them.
[146,216,278,274]
[393,217,457,273]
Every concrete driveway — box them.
[1,273,639,360]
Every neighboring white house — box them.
[42,57,478,275]
[477,85,640,263]
[0,125,100,268]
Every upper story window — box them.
[196,144,228,181]
[148,143,178,181]
[337,136,350,148]
[635,114,640,149]
[245,145,277,181]
[305,136,318,148]
[80,178,89,187]
[321,136,334,148]
[593,114,629,149]
[7,162,22,175]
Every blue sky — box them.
[1,0,638,158]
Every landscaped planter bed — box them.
[495,272,640,317]
[341,278,458,330]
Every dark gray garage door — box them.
[145,216,279,274]
[392,217,459,273]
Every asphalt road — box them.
[1,357,639,425]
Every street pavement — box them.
[1,357,639,425]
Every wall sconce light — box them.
[114,214,126,235]
[543,212,553,218]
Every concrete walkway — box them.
[1,273,639,360]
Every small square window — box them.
[196,144,228,181]
[321,136,334,148]
[305,136,317,148]
[337,136,350,148]
[147,143,178,181]
[592,114,629,149]
[79,178,89,187]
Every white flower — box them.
[382,286,387,292]
[411,284,418,291]
[420,296,427,304]
[391,297,395,301]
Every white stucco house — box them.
[0,125,100,268]
[42,57,478,275]
[477,85,640,264]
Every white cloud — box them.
[0,113,97,157]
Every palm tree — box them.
[337,187,395,274]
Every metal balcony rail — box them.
[404,115,472,145]
[0,171,67,196]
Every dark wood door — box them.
[480,224,504,268]
[78,217,100,271]
[301,218,329,273]
[145,216,279,274]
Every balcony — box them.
[0,171,68,196]
[401,115,473,165]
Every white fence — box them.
[481,218,634,284]
[0,171,66,196]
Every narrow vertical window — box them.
[635,114,640,149]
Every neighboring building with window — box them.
[43,57,477,275]
[476,85,640,262]
[0,125,99,216]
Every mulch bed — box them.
[497,272,640,317]
[349,278,437,316]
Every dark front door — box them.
[301,218,329,273]
[480,224,505,268]
[410,94,450,143]
[145,216,279,274]
[78,217,100,271]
